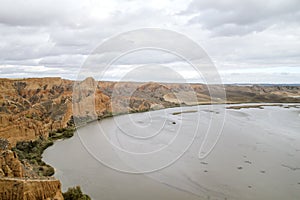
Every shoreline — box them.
[2,101,298,199]
[42,102,300,200]
[41,102,299,195]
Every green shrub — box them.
[42,164,55,176]
[12,137,56,176]
[63,186,91,200]
[12,127,75,177]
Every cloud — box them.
[0,0,299,83]
[183,0,300,36]
[0,64,74,78]
[0,0,94,27]
[219,66,300,83]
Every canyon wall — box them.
[0,149,63,199]
[0,150,24,178]
[1,77,300,146]
[0,178,63,200]
[0,77,299,200]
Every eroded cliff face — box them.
[0,179,63,200]
[0,77,111,146]
[0,77,300,200]
[1,78,300,146]
[0,150,24,178]
[0,78,72,146]
[0,149,63,200]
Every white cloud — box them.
[0,0,299,83]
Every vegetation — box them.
[49,127,75,139]
[13,137,55,176]
[63,186,91,200]
[12,127,92,198]
[12,127,75,177]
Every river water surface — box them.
[43,104,300,200]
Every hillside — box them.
[0,77,299,199]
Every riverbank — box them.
[43,103,300,200]
[1,77,300,199]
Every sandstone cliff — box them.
[0,178,63,200]
[0,150,24,178]
[0,77,300,200]
[0,148,63,200]
[1,78,300,146]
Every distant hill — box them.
[227,83,300,87]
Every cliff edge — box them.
[0,77,299,199]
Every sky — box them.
[0,0,299,83]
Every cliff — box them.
[0,150,24,178]
[1,78,300,146]
[0,77,299,199]
[0,178,63,200]
[0,148,63,199]
[0,77,74,146]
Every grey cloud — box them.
[38,54,87,68]
[0,0,91,27]
[0,65,75,78]
[0,2,175,72]
[183,0,300,36]
[0,0,299,83]
[221,71,300,84]
[85,50,185,66]
[109,65,189,83]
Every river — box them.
[43,104,300,200]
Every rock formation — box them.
[0,178,63,200]
[0,150,24,178]
[0,77,299,199]
[0,148,63,199]
[1,77,300,145]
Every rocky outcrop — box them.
[0,78,74,146]
[0,149,64,199]
[73,77,109,120]
[1,78,300,146]
[0,77,300,200]
[0,150,24,178]
[0,178,63,200]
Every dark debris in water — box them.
[282,164,300,171]
[244,160,252,164]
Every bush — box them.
[49,128,74,140]
[63,186,91,200]
[37,164,55,176]
[62,129,74,138]
[12,138,55,176]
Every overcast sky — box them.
[0,0,299,83]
